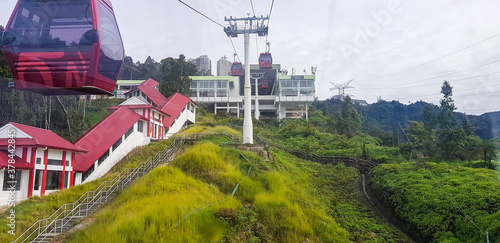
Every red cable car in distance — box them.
[259,52,272,69]
[1,0,124,95]
[231,62,243,76]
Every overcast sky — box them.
[1,0,500,115]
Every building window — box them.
[47,159,63,166]
[137,121,144,133]
[82,164,95,182]
[36,158,42,164]
[64,172,70,188]
[112,137,122,151]
[34,170,43,190]
[98,150,110,166]
[45,171,62,191]
[125,126,134,139]
[2,170,21,191]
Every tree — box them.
[158,54,197,98]
[437,81,464,160]
[350,134,381,160]
[479,139,496,168]
[337,96,362,137]
[438,81,457,130]
[406,121,436,158]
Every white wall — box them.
[0,170,30,206]
[165,105,196,139]
[81,121,150,183]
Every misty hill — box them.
[314,99,499,140]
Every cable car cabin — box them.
[261,80,268,89]
[259,53,272,69]
[1,0,124,95]
[231,62,243,76]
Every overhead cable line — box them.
[230,38,241,62]
[250,0,256,16]
[178,0,224,28]
[178,0,241,62]
[268,0,275,22]
[358,70,500,91]
[266,0,275,45]
[361,58,500,90]
[360,32,500,81]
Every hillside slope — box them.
[65,136,410,242]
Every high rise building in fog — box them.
[189,55,212,76]
[217,56,232,76]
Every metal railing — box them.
[13,137,185,243]
[170,130,243,144]
[253,132,378,171]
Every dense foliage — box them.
[118,54,197,98]
[371,162,500,242]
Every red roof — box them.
[73,107,141,172]
[0,123,87,152]
[160,93,192,127]
[138,79,167,107]
[108,104,155,111]
[0,151,34,170]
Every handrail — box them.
[253,132,378,170]
[13,137,185,243]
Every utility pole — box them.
[224,15,269,144]
[330,79,354,101]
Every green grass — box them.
[67,141,352,243]
[67,166,239,243]
[0,176,111,242]
[270,149,410,243]
[0,138,174,242]
[370,162,500,242]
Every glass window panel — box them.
[97,2,124,81]
[8,0,94,53]
[45,171,62,190]
[3,170,22,191]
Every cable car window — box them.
[97,1,124,80]
[8,0,94,53]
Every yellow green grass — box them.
[0,139,175,242]
[67,141,351,243]
[180,124,242,136]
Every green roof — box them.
[117,80,146,85]
[189,76,235,81]
[278,75,316,80]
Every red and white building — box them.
[0,79,198,205]
[0,123,87,205]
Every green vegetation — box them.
[67,141,356,243]
[271,149,409,242]
[371,162,500,242]
[0,176,110,242]
[0,139,174,242]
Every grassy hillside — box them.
[66,141,353,242]
[0,139,174,242]
[371,162,500,242]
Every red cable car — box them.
[261,80,268,89]
[231,62,243,76]
[1,0,124,95]
[259,53,272,69]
